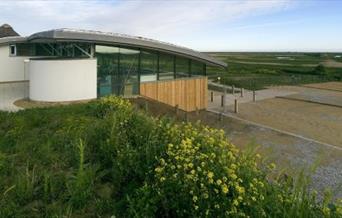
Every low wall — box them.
[140,77,208,112]
[29,58,97,102]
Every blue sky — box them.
[0,0,341,52]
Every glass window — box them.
[35,44,55,56]
[159,53,174,80]
[96,45,121,96]
[9,45,16,56]
[176,56,190,78]
[140,50,158,82]
[21,43,93,57]
[119,47,140,96]
[191,61,205,76]
[95,45,140,97]
[15,43,35,56]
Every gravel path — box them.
[207,83,342,199]
[208,110,342,200]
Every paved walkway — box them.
[208,87,297,109]
[0,82,28,112]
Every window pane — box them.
[140,50,157,82]
[33,43,92,57]
[159,53,174,80]
[96,46,140,97]
[95,45,121,96]
[176,56,190,78]
[16,43,34,56]
[119,47,140,95]
[35,44,54,56]
[191,61,205,76]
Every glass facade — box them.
[140,50,158,82]
[13,42,207,97]
[95,44,206,97]
[159,53,174,80]
[176,56,190,78]
[191,60,206,76]
[118,47,140,96]
[15,43,92,57]
[96,46,121,96]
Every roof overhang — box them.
[27,29,227,68]
[0,36,27,46]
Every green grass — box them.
[207,52,342,90]
[0,97,341,217]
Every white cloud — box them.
[0,0,292,49]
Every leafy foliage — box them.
[0,97,341,217]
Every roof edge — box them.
[28,29,227,68]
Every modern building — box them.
[0,24,226,111]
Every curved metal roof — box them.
[27,29,227,68]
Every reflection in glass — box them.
[159,53,175,80]
[176,57,190,78]
[96,45,121,96]
[191,60,205,76]
[140,50,158,82]
[119,47,140,96]
[96,44,206,97]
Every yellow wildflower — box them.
[233,199,239,206]
[222,185,229,194]
[160,158,165,165]
[155,167,163,173]
[230,174,238,180]
[193,196,198,202]
[236,186,245,194]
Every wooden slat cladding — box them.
[140,77,207,112]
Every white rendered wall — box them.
[0,45,29,82]
[29,59,97,102]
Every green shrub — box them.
[129,121,342,217]
[0,96,341,217]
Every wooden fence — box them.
[140,77,207,112]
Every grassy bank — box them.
[0,97,341,217]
